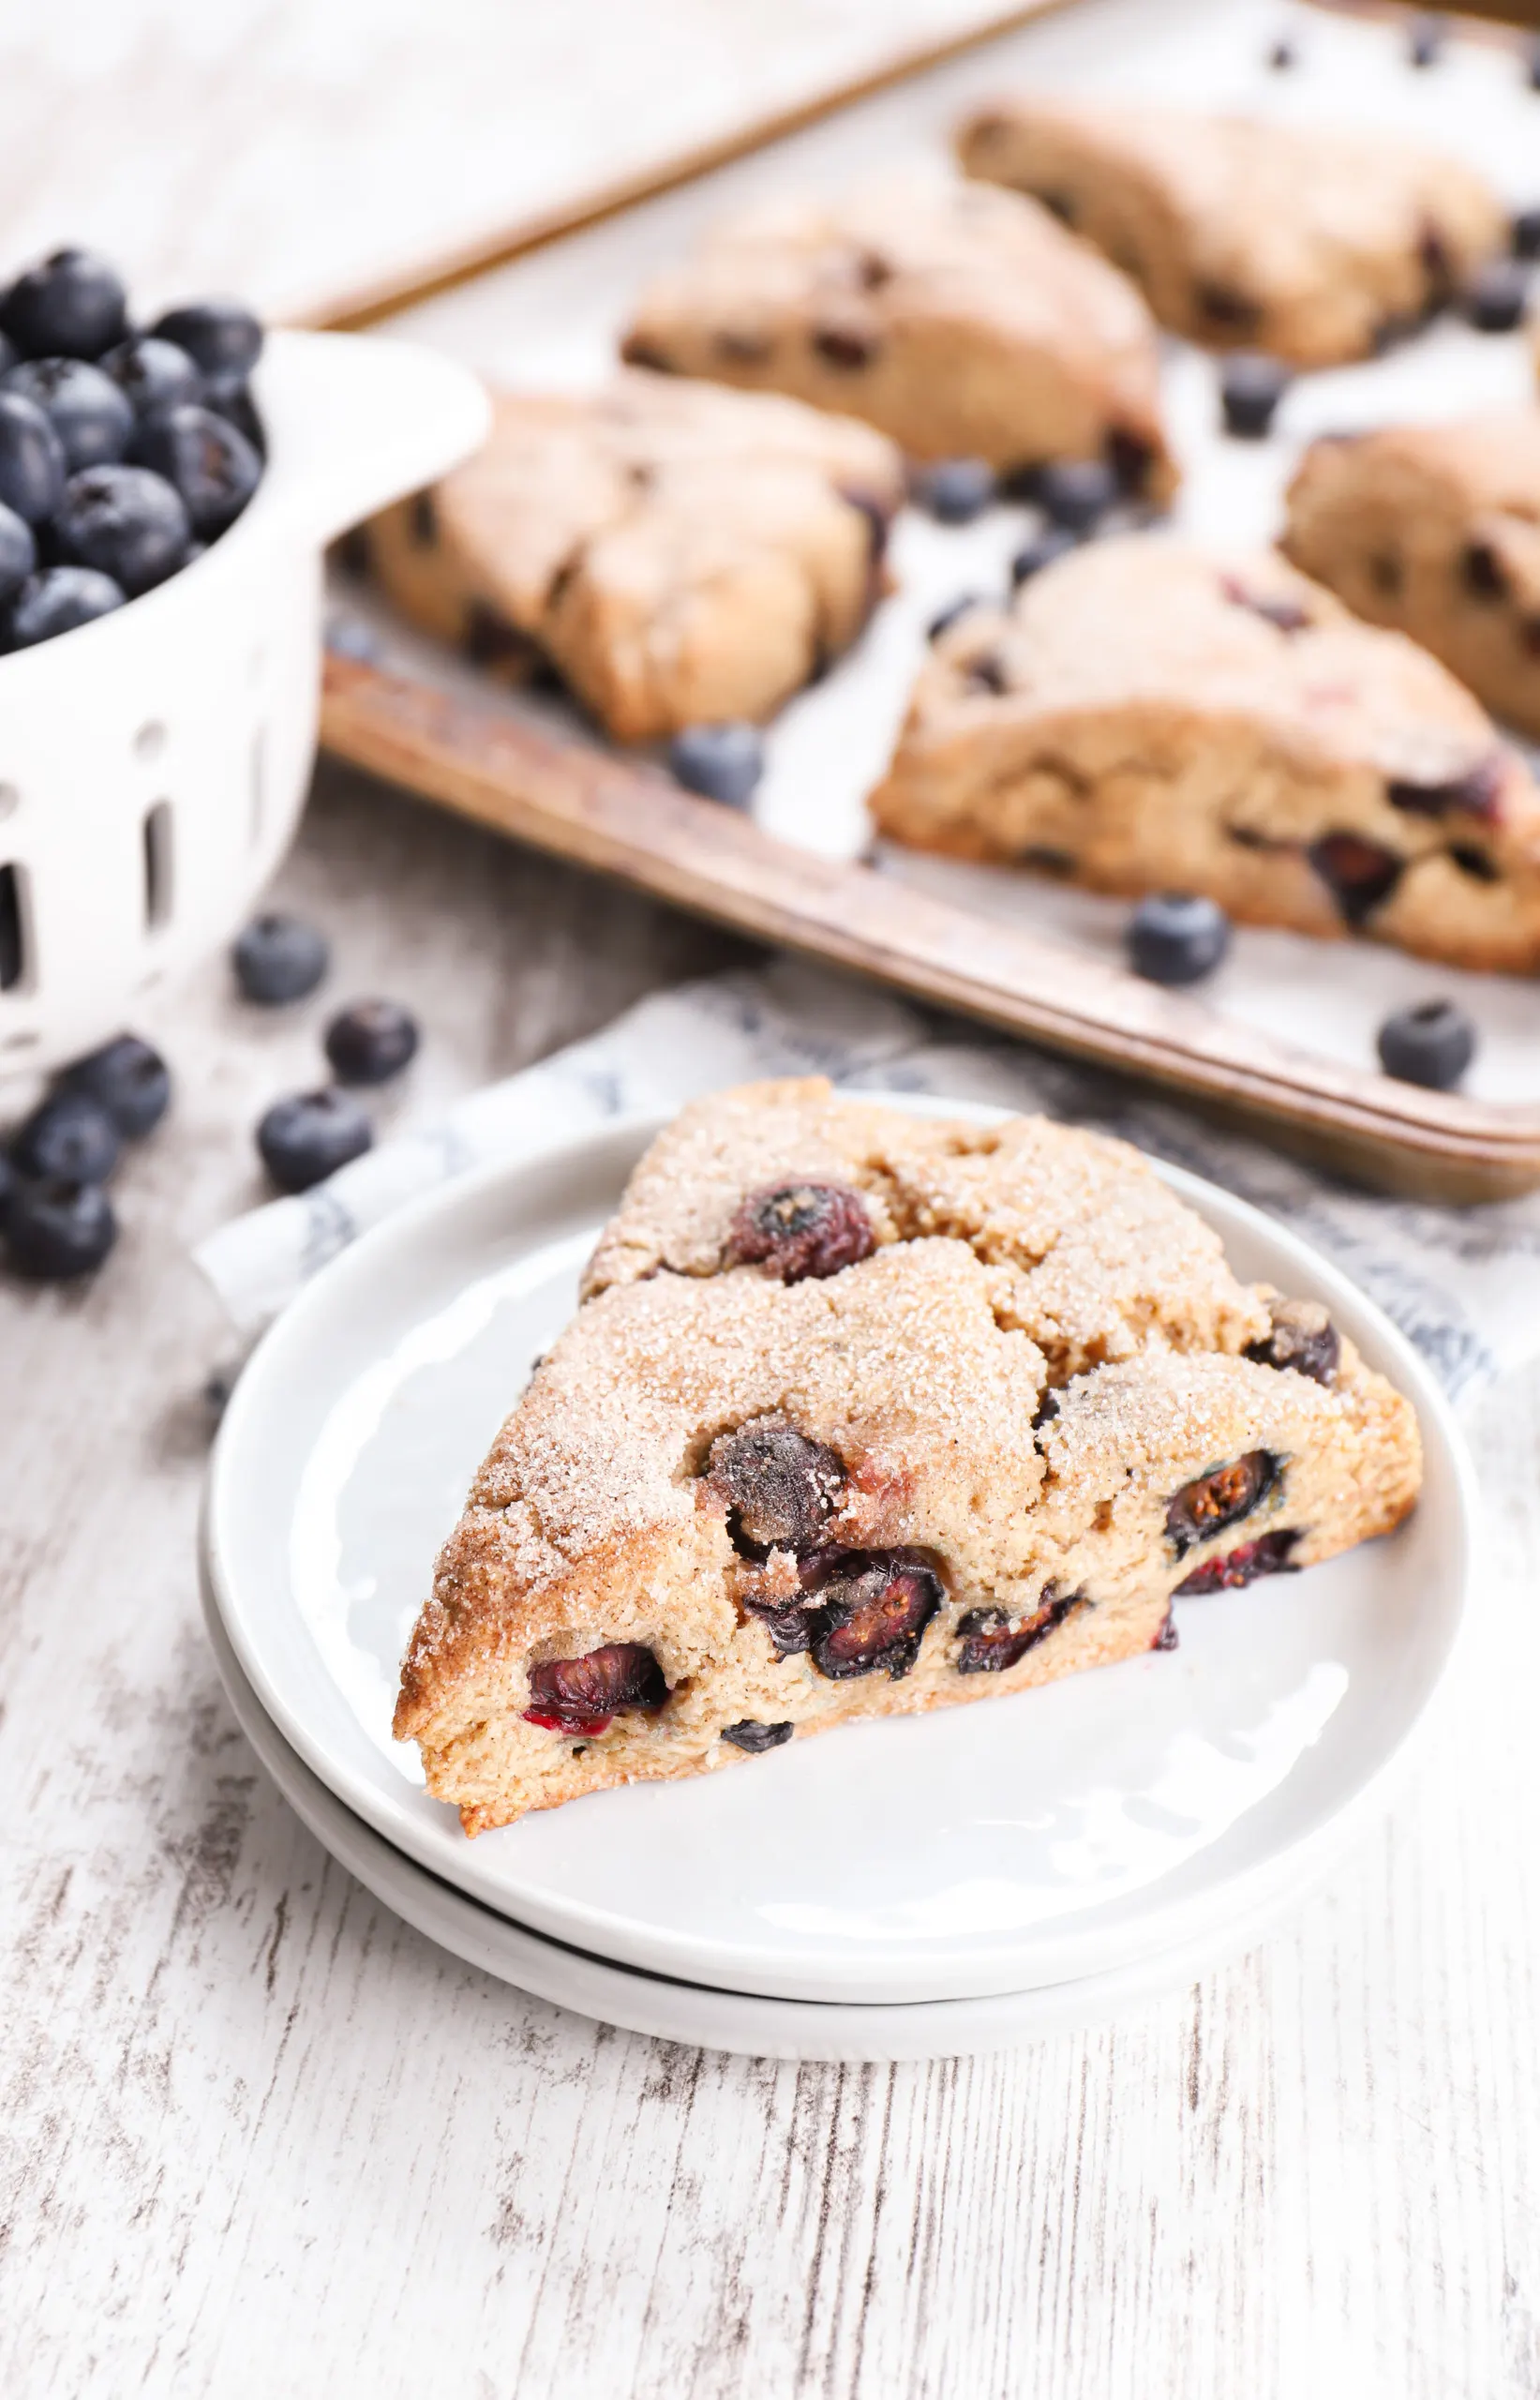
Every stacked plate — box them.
[202,1102,1474,2062]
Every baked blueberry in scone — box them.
[366,371,904,742]
[1283,413,1540,743]
[955,98,1505,367]
[618,174,1176,501]
[868,535,1540,974]
[393,1081,1421,1834]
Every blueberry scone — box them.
[1283,415,1540,742]
[619,174,1176,501]
[365,370,904,742]
[394,1081,1420,1833]
[956,98,1505,367]
[869,536,1540,973]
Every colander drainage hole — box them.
[0,863,26,990]
[142,802,174,931]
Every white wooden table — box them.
[6,3,1540,2389]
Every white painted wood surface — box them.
[4,2,1540,2390]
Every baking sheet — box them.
[339,0,1540,1104]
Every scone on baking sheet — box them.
[393,1080,1421,1835]
[955,98,1505,367]
[868,535,1540,974]
[619,174,1176,502]
[365,370,903,742]
[1283,414,1540,742]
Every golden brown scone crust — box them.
[1284,413,1540,742]
[395,1082,1421,1835]
[868,536,1540,974]
[956,97,1505,366]
[620,173,1175,498]
[366,370,903,741]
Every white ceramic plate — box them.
[204,1101,1474,2004]
[203,1587,1328,2062]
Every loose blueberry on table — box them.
[11,1088,122,1186]
[1376,999,1476,1090]
[0,248,264,650]
[323,999,419,1086]
[57,1034,172,1138]
[257,1088,373,1192]
[1219,353,1291,441]
[1126,893,1232,986]
[232,911,330,1004]
[4,1178,117,1281]
[667,722,764,808]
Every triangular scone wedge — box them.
[869,537,1540,974]
[619,174,1175,501]
[1283,414,1540,743]
[366,372,903,741]
[956,98,1504,366]
[394,1083,1421,1834]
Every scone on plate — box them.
[955,98,1505,366]
[619,174,1176,500]
[365,370,903,742]
[868,535,1540,973]
[1283,414,1540,742]
[393,1081,1421,1835]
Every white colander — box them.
[0,327,489,1078]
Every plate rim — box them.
[204,1095,1477,2002]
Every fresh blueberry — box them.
[1010,526,1078,585]
[323,999,419,1085]
[127,403,261,537]
[915,458,997,523]
[1376,998,1475,1089]
[150,300,263,385]
[202,381,265,458]
[1220,353,1291,439]
[667,722,764,808]
[52,463,189,594]
[0,391,67,522]
[1463,259,1529,334]
[4,1178,117,1280]
[0,248,127,360]
[927,592,988,641]
[0,502,35,603]
[1035,458,1117,532]
[1,356,132,470]
[258,1088,372,1192]
[1266,36,1296,69]
[1127,892,1232,985]
[11,1088,122,1184]
[98,334,203,420]
[1407,14,1444,68]
[7,565,125,647]
[233,911,330,1004]
[57,1034,171,1138]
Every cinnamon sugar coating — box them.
[394,1082,1422,1834]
